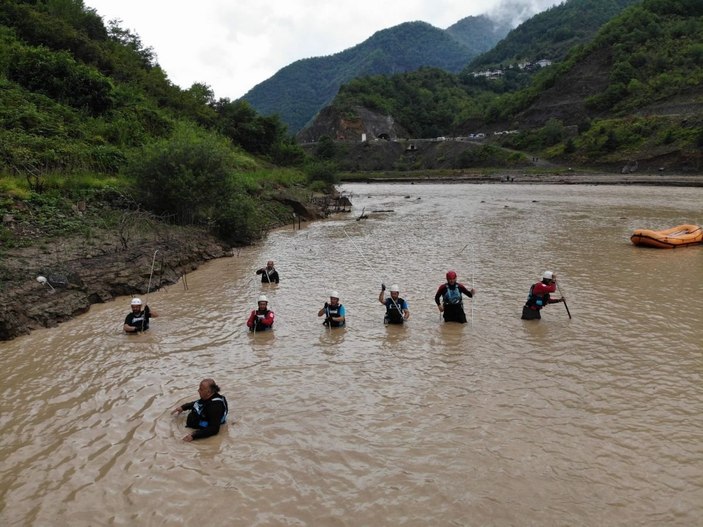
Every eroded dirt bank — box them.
[0,226,230,340]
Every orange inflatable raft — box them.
[630,224,703,248]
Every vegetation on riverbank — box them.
[0,1,338,253]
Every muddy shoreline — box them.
[344,171,703,186]
[0,227,232,340]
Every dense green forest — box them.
[325,0,703,168]
[0,0,331,248]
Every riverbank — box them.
[341,169,703,186]
[0,225,231,340]
[0,192,327,341]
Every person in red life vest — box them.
[247,295,275,331]
[434,270,475,323]
[521,270,565,320]
[171,378,229,442]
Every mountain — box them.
[445,15,512,56]
[299,0,703,172]
[468,0,642,67]
[300,0,643,141]
[241,18,509,133]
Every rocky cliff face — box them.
[297,106,410,143]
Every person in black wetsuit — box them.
[171,378,229,442]
[434,271,475,323]
[378,284,410,324]
[123,297,158,333]
[256,260,279,283]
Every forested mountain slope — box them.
[241,19,508,133]
[468,0,641,67]
[301,0,703,172]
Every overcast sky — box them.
[84,0,562,101]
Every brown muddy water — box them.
[1,183,702,526]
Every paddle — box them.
[143,249,159,331]
[556,281,571,319]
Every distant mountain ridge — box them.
[297,0,703,172]
[241,17,510,133]
[468,0,642,68]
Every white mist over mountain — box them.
[486,0,564,27]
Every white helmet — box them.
[389,284,400,293]
[258,294,268,303]
[131,298,142,306]
[329,291,339,299]
[543,271,554,280]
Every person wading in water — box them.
[434,271,475,324]
[521,270,565,320]
[247,295,275,331]
[378,284,410,324]
[318,291,346,328]
[256,260,279,283]
[123,298,158,333]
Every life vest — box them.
[193,395,228,428]
[442,284,463,305]
[525,284,550,309]
[254,309,272,330]
[128,311,150,331]
[325,303,345,327]
[385,297,405,323]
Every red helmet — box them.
[446,270,457,280]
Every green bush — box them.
[213,194,265,245]
[305,160,339,185]
[126,124,239,224]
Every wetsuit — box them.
[435,283,473,323]
[256,267,279,283]
[247,308,275,331]
[521,281,559,320]
[384,297,408,324]
[124,307,152,332]
[322,303,346,327]
[181,394,229,440]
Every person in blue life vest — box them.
[171,378,229,442]
[255,260,279,283]
[318,291,346,327]
[247,295,275,331]
[434,270,475,323]
[123,297,158,333]
[378,284,410,324]
[521,270,564,320]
